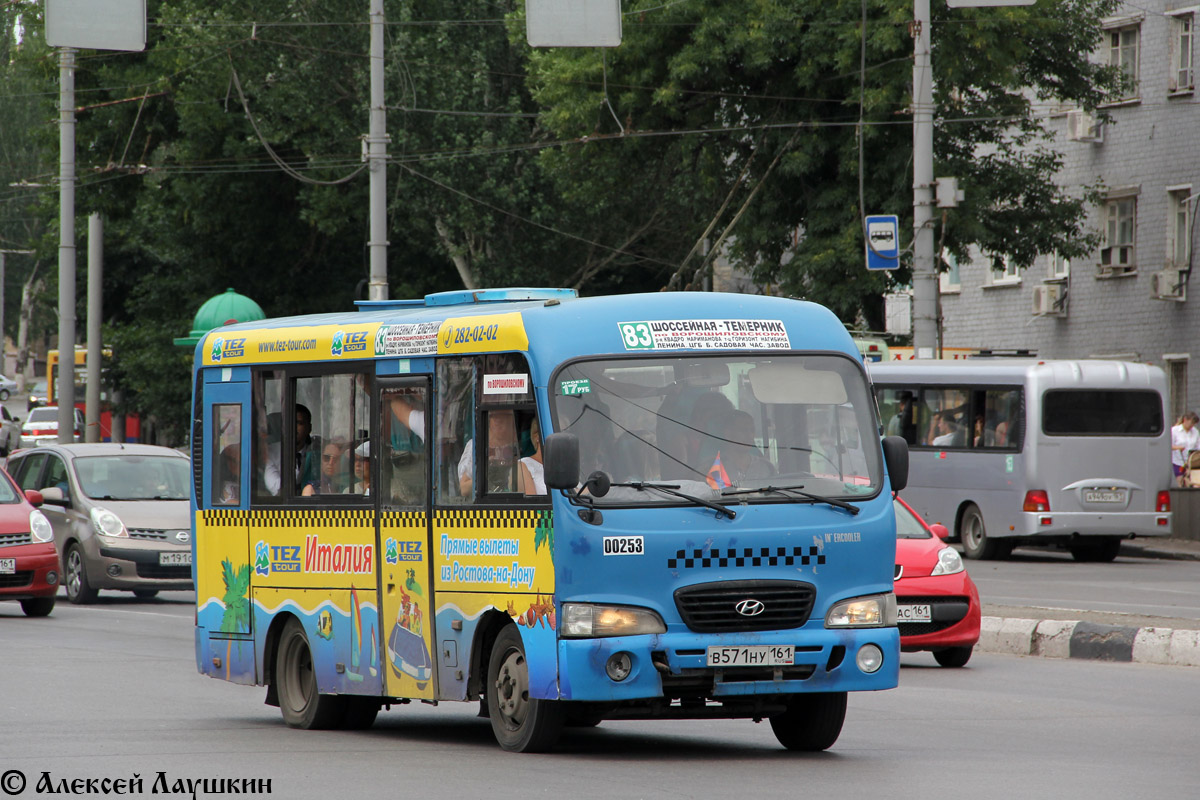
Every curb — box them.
[978,616,1200,667]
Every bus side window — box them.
[212,404,242,506]
[382,386,427,507]
[880,387,919,445]
[252,371,283,499]
[437,358,475,505]
[294,373,370,498]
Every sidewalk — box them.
[976,536,1200,668]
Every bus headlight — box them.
[825,593,897,628]
[561,603,666,638]
[90,507,128,538]
[930,547,964,576]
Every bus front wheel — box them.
[486,624,564,752]
[276,618,346,730]
[769,692,847,751]
[960,505,1011,560]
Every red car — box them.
[894,494,981,667]
[0,467,59,617]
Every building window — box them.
[940,251,962,292]
[1050,252,1071,280]
[1100,197,1136,273]
[1171,14,1195,92]
[1108,25,1140,99]
[989,254,1020,285]
[1168,189,1193,268]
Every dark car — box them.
[6,443,192,603]
[0,466,59,617]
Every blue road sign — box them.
[865,215,900,271]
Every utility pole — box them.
[58,47,77,443]
[911,0,937,359]
[366,0,389,301]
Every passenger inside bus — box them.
[266,404,319,495]
[345,440,370,495]
[517,416,546,495]
[458,411,520,496]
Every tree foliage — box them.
[528,0,1124,325]
[0,0,1124,440]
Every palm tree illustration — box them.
[219,558,251,681]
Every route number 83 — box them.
[620,322,654,349]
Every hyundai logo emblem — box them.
[735,599,765,616]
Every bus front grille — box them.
[674,580,816,633]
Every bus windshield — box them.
[551,354,882,505]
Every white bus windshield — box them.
[551,355,882,504]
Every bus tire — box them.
[960,505,1007,560]
[1070,538,1121,563]
[65,543,98,604]
[275,617,345,730]
[933,646,973,668]
[486,624,564,752]
[769,692,847,751]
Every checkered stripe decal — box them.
[433,508,551,528]
[198,509,375,527]
[667,546,826,570]
[199,509,249,526]
[381,511,426,528]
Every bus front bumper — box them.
[556,627,899,703]
[1017,511,1171,538]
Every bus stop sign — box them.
[865,215,900,271]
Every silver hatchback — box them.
[6,443,193,603]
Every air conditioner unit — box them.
[1066,109,1102,143]
[1032,284,1065,316]
[1152,267,1187,301]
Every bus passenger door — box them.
[377,378,436,700]
[195,376,256,684]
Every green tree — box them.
[528,0,1125,326]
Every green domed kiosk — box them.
[174,288,265,349]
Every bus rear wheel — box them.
[486,624,564,752]
[960,505,1011,560]
[275,618,346,730]
[769,692,847,751]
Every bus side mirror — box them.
[881,436,908,492]
[543,432,580,491]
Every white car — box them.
[20,406,84,448]
[0,405,21,455]
[0,373,16,401]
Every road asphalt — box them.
[976,536,1200,668]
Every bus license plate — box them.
[897,604,932,622]
[706,645,794,667]
[0,558,14,574]
[1084,489,1126,503]
[160,552,192,566]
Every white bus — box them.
[869,359,1173,562]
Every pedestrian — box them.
[1171,411,1200,487]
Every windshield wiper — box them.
[721,484,860,516]
[612,481,736,520]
